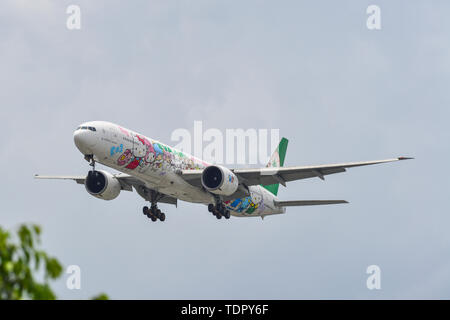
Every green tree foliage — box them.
[0,224,108,300]
[91,293,109,300]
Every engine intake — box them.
[201,165,238,196]
[85,170,121,200]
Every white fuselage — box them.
[74,121,285,217]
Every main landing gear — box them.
[143,205,165,222]
[208,203,231,220]
[142,190,166,222]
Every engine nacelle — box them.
[201,165,238,196]
[84,170,121,200]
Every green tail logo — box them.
[262,137,288,196]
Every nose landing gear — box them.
[84,154,96,171]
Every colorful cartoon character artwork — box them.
[110,144,123,156]
[153,143,163,156]
[126,156,141,170]
[245,200,259,214]
[144,149,156,168]
[162,149,172,169]
[237,197,252,213]
[229,198,242,209]
[187,158,195,170]
[224,195,261,215]
[153,143,164,169]
[224,200,232,207]
[115,136,146,170]
[172,155,183,171]
[114,133,208,174]
[143,140,155,165]
[117,149,133,166]
[135,134,157,173]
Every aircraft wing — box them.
[180,157,413,188]
[34,175,87,184]
[34,173,178,206]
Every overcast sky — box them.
[1,0,449,299]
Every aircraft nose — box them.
[74,128,96,155]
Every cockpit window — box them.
[76,126,96,131]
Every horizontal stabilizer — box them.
[274,200,348,207]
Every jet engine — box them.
[84,170,121,200]
[201,165,238,196]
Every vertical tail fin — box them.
[262,137,288,196]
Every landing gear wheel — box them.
[142,189,169,222]
[208,199,231,220]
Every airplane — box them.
[35,121,412,222]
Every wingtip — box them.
[398,157,414,160]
